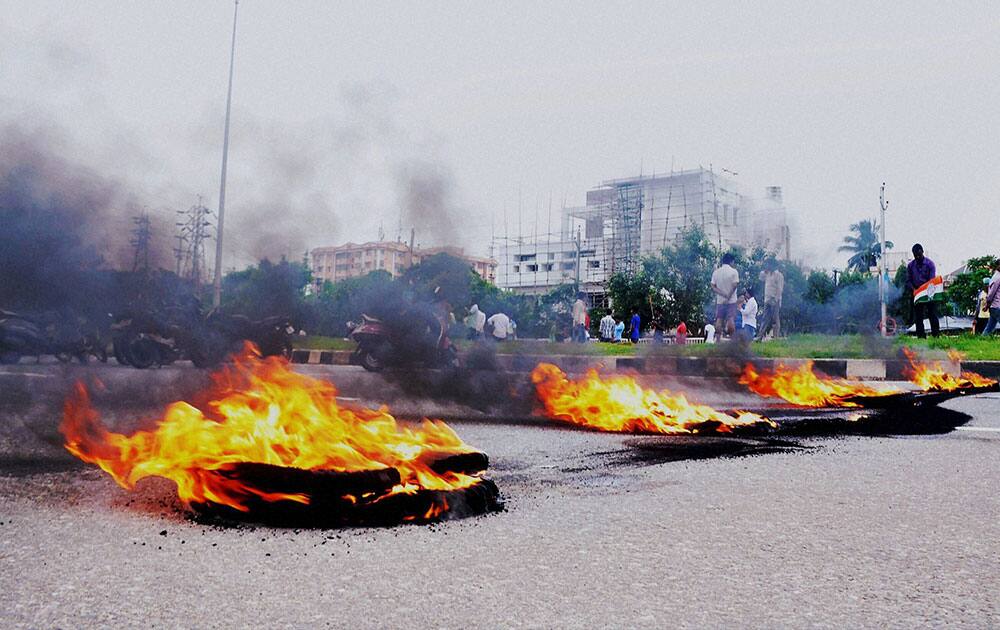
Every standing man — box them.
[599,312,616,342]
[907,243,940,338]
[711,252,740,340]
[571,292,588,343]
[981,261,1000,335]
[757,258,785,341]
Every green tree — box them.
[607,226,718,331]
[222,258,312,324]
[838,219,893,272]
[947,255,998,315]
[805,270,836,304]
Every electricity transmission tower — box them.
[175,199,214,291]
[130,213,152,272]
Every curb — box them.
[290,349,989,380]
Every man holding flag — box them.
[907,243,941,338]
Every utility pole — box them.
[879,183,889,337]
[574,227,582,292]
[408,227,416,269]
[212,0,239,308]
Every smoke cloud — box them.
[0,123,171,312]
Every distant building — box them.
[310,241,496,286]
[496,167,793,298]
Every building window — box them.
[562,262,576,271]
[548,253,556,260]
[589,260,600,268]
[733,208,739,225]
[513,265,520,273]
[517,254,536,262]
[527,264,538,272]
[543,263,554,271]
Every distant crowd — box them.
[460,242,1000,344]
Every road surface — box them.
[0,363,997,628]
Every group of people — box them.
[578,293,640,344]
[710,253,784,342]
[905,243,999,339]
[596,309,641,344]
[464,304,517,341]
[974,259,1000,336]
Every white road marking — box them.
[955,426,1000,433]
[0,372,53,378]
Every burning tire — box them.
[190,462,502,527]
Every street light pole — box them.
[212,0,239,308]
[879,183,889,337]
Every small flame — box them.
[740,362,902,408]
[530,363,774,434]
[61,345,481,512]
[902,348,997,391]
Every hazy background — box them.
[2,1,998,273]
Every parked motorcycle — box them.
[110,309,294,369]
[349,308,458,372]
[0,310,91,364]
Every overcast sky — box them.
[2,1,998,273]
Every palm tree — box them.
[839,219,893,273]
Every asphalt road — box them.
[1,363,998,628]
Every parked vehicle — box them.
[0,310,91,364]
[349,308,458,372]
[110,309,293,369]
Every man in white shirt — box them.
[465,304,486,339]
[710,252,740,340]
[598,313,616,341]
[739,287,758,342]
[571,292,588,343]
[757,258,785,340]
[487,312,512,341]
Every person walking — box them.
[711,253,740,340]
[981,263,1000,335]
[599,312,615,342]
[629,311,641,343]
[571,292,588,343]
[739,287,758,342]
[757,258,785,341]
[907,243,941,338]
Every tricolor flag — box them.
[913,276,944,304]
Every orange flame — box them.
[902,348,997,391]
[530,363,773,434]
[60,346,481,512]
[739,362,902,408]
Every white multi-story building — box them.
[496,167,792,297]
